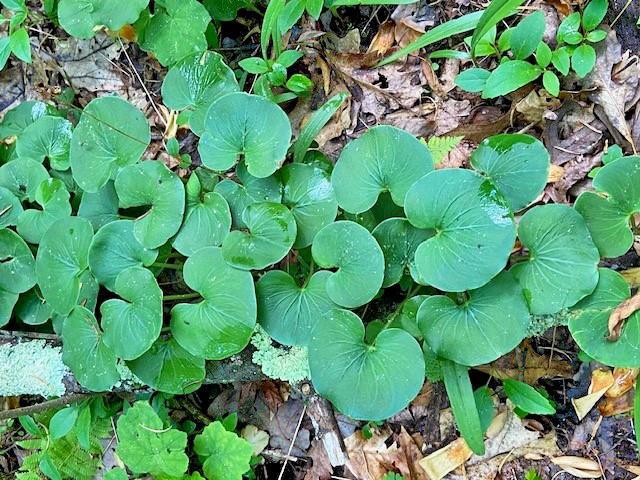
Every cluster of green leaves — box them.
[0,0,32,70]
[456,0,609,98]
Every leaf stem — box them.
[152,262,183,270]
[163,292,201,301]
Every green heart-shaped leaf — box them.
[114,160,185,249]
[78,181,120,230]
[372,218,433,287]
[278,163,338,248]
[256,270,336,346]
[88,220,158,291]
[139,0,210,66]
[70,96,151,192]
[331,125,433,214]
[0,101,57,140]
[309,308,425,420]
[51,270,100,335]
[58,0,149,39]
[61,306,119,392]
[470,134,549,211]
[575,156,640,258]
[511,204,599,315]
[199,93,292,178]
[222,202,296,270]
[0,158,49,202]
[36,216,93,315]
[172,174,231,256]
[170,247,256,359]
[568,268,639,367]
[0,186,23,227]
[127,337,205,394]
[194,421,253,480]
[404,168,516,292]
[161,51,239,135]
[311,220,384,308]
[101,266,162,360]
[418,271,530,366]
[387,295,427,339]
[0,228,36,294]
[0,289,18,327]
[16,116,73,171]
[17,178,72,244]
[15,289,53,326]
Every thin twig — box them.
[277,404,307,480]
[0,393,101,421]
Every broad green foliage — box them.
[61,306,119,391]
[418,271,529,366]
[308,309,425,421]
[88,220,158,291]
[331,126,433,214]
[278,163,337,248]
[311,221,384,308]
[199,93,292,178]
[0,186,23,227]
[0,228,36,295]
[101,267,162,360]
[114,160,185,249]
[127,338,205,394]
[404,168,515,292]
[0,101,54,140]
[511,204,599,315]
[138,0,211,66]
[0,158,49,202]
[470,134,549,211]
[194,421,253,480]
[575,156,640,258]
[256,270,336,346]
[503,379,556,415]
[78,181,119,229]
[17,178,71,244]
[15,289,53,325]
[58,0,149,38]
[116,402,189,478]
[568,269,639,367]
[222,202,296,270]
[204,0,255,21]
[15,116,72,170]
[171,247,256,359]
[162,51,239,135]
[35,217,93,315]
[173,175,231,256]
[70,96,151,193]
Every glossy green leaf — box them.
[0,227,36,294]
[511,204,600,315]
[482,60,542,98]
[470,133,550,211]
[0,101,54,140]
[279,163,337,248]
[35,217,93,315]
[199,92,292,178]
[404,168,516,292]
[88,220,158,291]
[510,11,545,60]
[173,175,231,256]
[78,181,119,230]
[388,295,427,339]
[101,266,162,360]
[161,50,239,135]
[470,0,524,54]
[552,47,571,75]
[0,288,19,328]
[114,160,185,249]
[170,247,256,359]
[49,407,78,440]
[0,158,49,202]
[9,28,30,63]
[372,218,433,287]
[222,202,296,270]
[16,116,73,170]
[503,379,556,414]
[127,337,205,394]
[309,308,424,420]
[139,0,210,66]
[116,401,188,478]
[557,12,581,43]
[535,42,552,68]
[568,268,640,367]
[203,0,255,21]
[256,270,336,346]
[572,44,596,78]
[331,126,433,214]
[418,271,529,366]
[70,96,151,193]
[194,421,253,480]
[15,289,53,325]
[582,0,608,31]
[455,68,491,93]
[61,306,119,391]
[58,0,149,38]
[17,178,72,244]
[311,220,384,308]
[542,70,560,96]
[0,186,23,227]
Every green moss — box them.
[251,326,310,383]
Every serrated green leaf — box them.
[194,421,253,480]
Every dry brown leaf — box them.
[418,437,472,480]
[620,267,640,288]
[605,368,639,398]
[598,390,635,416]
[367,21,396,56]
[547,164,565,182]
[571,369,615,421]
[395,428,429,480]
[304,439,334,480]
[608,292,640,341]
[544,0,573,16]
[515,89,562,124]
[344,428,398,480]
[551,456,602,478]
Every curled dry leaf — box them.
[605,368,639,398]
[418,437,472,480]
[551,456,602,478]
[516,89,562,124]
[598,390,635,417]
[607,291,640,341]
[571,368,615,421]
